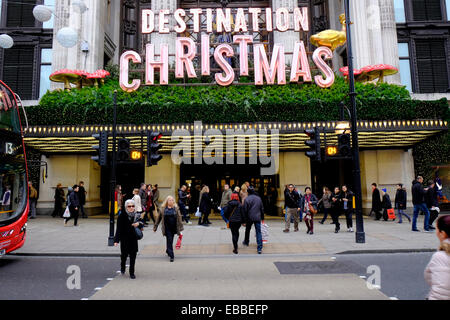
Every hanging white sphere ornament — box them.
[72,0,88,14]
[33,5,53,22]
[56,27,78,48]
[0,34,14,49]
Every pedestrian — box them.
[223,192,245,254]
[65,185,80,227]
[283,184,301,233]
[199,186,212,225]
[424,215,450,300]
[395,183,410,224]
[114,199,144,279]
[132,188,143,219]
[152,184,160,208]
[139,183,147,223]
[242,186,264,254]
[341,185,354,232]
[28,181,38,219]
[146,184,155,224]
[154,196,184,262]
[412,176,431,232]
[381,188,393,221]
[78,181,87,219]
[220,184,232,210]
[178,185,191,224]
[51,183,65,218]
[300,187,318,235]
[371,183,383,220]
[318,187,332,224]
[115,185,124,214]
[240,184,248,204]
[425,180,440,230]
[331,187,342,233]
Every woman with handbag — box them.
[114,199,144,279]
[199,186,212,225]
[223,192,245,254]
[300,187,318,235]
[154,196,184,262]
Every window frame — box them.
[397,42,413,92]
[404,0,447,22]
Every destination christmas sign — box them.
[119,6,335,92]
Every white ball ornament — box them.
[56,27,78,48]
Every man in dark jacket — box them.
[371,183,382,220]
[425,180,439,230]
[242,186,264,254]
[178,185,191,224]
[395,183,410,223]
[78,181,87,219]
[411,176,431,232]
[65,185,80,226]
[284,184,301,233]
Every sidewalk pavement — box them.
[11,215,443,257]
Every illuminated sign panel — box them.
[120,7,335,91]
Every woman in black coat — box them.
[52,183,65,218]
[223,193,245,254]
[330,187,342,233]
[114,199,144,279]
[341,185,354,232]
[65,185,80,226]
[381,188,393,221]
[199,186,212,225]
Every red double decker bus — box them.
[0,80,28,257]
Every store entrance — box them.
[311,159,353,198]
[180,163,279,215]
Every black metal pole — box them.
[108,91,118,246]
[344,0,365,243]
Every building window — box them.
[411,0,443,21]
[415,39,449,93]
[394,0,406,23]
[39,48,52,98]
[398,43,412,92]
[2,45,35,99]
[6,0,36,27]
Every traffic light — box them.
[338,134,351,157]
[304,127,321,162]
[147,131,163,167]
[117,138,131,162]
[92,131,108,166]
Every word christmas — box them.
[119,7,335,92]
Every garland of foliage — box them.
[25,77,448,126]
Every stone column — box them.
[378,0,401,84]
[151,0,177,64]
[272,0,298,65]
[350,0,372,69]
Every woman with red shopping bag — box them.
[154,195,184,262]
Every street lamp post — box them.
[108,91,118,246]
[344,0,365,243]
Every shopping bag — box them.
[63,206,70,218]
[176,233,183,250]
[261,222,269,243]
[387,208,396,220]
[195,207,201,217]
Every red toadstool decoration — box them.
[49,69,83,91]
[340,64,398,84]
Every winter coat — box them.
[199,192,212,214]
[114,211,144,254]
[132,194,142,212]
[318,191,332,209]
[178,189,188,206]
[54,188,65,203]
[382,194,392,210]
[152,189,160,207]
[330,191,342,210]
[372,188,382,211]
[78,186,86,205]
[220,189,232,208]
[223,199,245,223]
[154,206,184,237]
[300,194,318,214]
[412,180,426,205]
[341,191,354,211]
[424,239,450,300]
[394,188,407,209]
[69,191,80,208]
[285,190,301,209]
[242,194,265,222]
[425,187,439,209]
